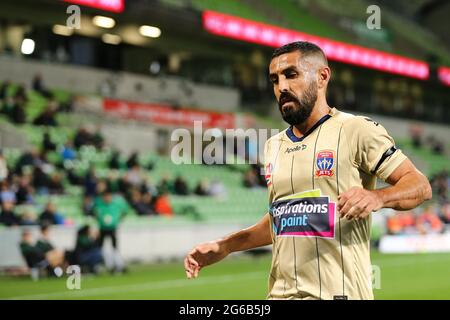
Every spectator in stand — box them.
[243,169,258,188]
[125,164,145,187]
[48,173,64,195]
[398,210,416,234]
[39,201,65,225]
[157,175,173,195]
[408,123,423,149]
[15,175,34,205]
[32,165,51,195]
[194,179,210,196]
[33,104,58,127]
[73,126,93,150]
[10,96,26,124]
[42,132,56,152]
[154,192,173,217]
[126,151,139,169]
[0,201,21,226]
[108,150,121,170]
[20,207,38,226]
[209,179,227,200]
[14,148,42,175]
[386,214,403,235]
[0,81,10,100]
[14,84,28,103]
[32,73,52,98]
[130,188,156,216]
[174,175,189,195]
[74,224,103,274]
[0,149,8,182]
[60,141,77,161]
[439,202,450,224]
[416,205,444,234]
[92,126,105,150]
[0,181,16,204]
[36,224,55,254]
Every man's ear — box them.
[318,66,331,89]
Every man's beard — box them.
[278,81,318,126]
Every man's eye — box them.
[286,73,297,78]
[270,79,278,84]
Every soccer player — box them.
[184,41,432,300]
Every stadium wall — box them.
[0,222,257,268]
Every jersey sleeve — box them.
[345,116,407,181]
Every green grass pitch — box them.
[1,251,449,300]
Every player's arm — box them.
[338,158,432,220]
[184,213,272,279]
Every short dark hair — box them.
[271,41,327,64]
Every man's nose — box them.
[278,78,289,93]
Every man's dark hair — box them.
[272,41,328,64]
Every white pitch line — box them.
[6,271,267,300]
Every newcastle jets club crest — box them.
[316,150,334,177]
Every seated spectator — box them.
[0,201,21,226]
[126,151,139,169]
[20,207,38,226]
[0,81,10,100]
[74,225,103,274]
[439,202,450,224]
[398,210,416,234]
[39,202,65,225]
[42,132,56,152]
[14,148,42,175]
[386,214,403,235]
[174,175,189,195]
[15,175,34,205]
[0,181,16,204]
[33,105,58,127]
[73,127,92,150]
[19,229,65,279]
[36,224,55,254]
[32,166,51,194]
[243,169,259,188]
[84,168,98,197]
[32,74,52,98]
[157,176,174,195]
[125,164,144,187]
[108,150,121,170]
[92,127,105,150]
[48,173,64,195]
[130,189,156,216]
[14,84,28,102]
[0,149,8,182]
[194,180,210,196]
[60,142,76,161]
[154,192,173,217]
[416,206,444,234]
[209,179,227,199]
[10,97,26,124]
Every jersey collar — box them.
[286,112,332,143]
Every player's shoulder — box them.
[332,108,382,130]
[266,128,288,145]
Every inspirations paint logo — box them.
[270,189,336,239]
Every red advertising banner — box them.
[63,0,124,13]
[103,99,236,129]
[438,66,450,87]
[203,10,429,80]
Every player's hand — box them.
[184,241,229,279]
[338,187,384,220]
